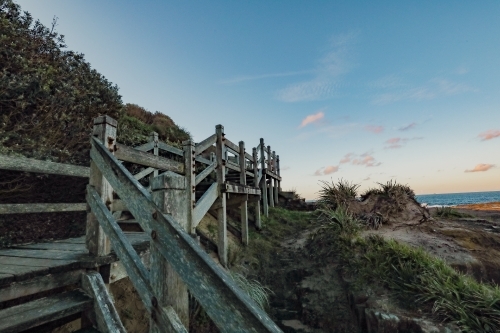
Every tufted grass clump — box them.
[317,178,360,210]
[435,206,472,219]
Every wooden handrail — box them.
[0,203,86,214]
[0,155,89,177]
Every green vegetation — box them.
[435,206,472,219]
[317,178,359,209]
[310,181,500,332]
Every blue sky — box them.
[16,1,500,199]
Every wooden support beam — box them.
[151,171,190,331]
[215,125,227,267]
[0,203,86,214]
[109,251,151,283]
[87,185,187,333]
[252,148,261,229]
[192,183,218,229]
[87,115,116,256]
[223,138,240,155]
[134,141,155,152]
[260,139,268,217]
[88,136,281,333]
[82,271,126,332]
[239,141,249,245]
[115,143,184,174]
[157,141,183,156]
[134,167,155,181]
[195,134,217,156]
[225,160,241,173]
[183,140,196,235]
[272,151,278,206]
[0,155,89,177]
[267,146,274,208]
[212,194,259,210]
[149,132,159,189]
[223,182,261,195]
[194,160,216,186]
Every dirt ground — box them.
[365,203,500,284]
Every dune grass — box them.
[435,206,472,219]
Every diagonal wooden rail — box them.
[89,136,282,333]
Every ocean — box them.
[415,191,500,207]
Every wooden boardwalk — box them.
[0,232,149,293]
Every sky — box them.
[15,0,500,199]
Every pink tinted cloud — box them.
[314,165,339,176]
[352,155,381,167]
[340,153,353,164]
[479,130,500,141]
[385,137,422,149]
[399,122,417,131]
[300,111,325,128]
[386,137,401,144]
[365,125,384,134]
[465,164,495,173]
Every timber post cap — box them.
[182,139,195,146]
[151,171,187,190]
[260,138,264,144]
[149,132,159,141]
[215,124,224,131]
[93,115,118,127]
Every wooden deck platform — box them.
[0,232,149,289]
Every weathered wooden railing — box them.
[87,116,282,332]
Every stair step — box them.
[0,289,92,333]
[74,328,101,333]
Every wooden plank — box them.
[53,237,85,244]
[157,141,183,156]
[260,139,268,217]
[0,273,15,287]
[115,143,184,174]
[135,141,155,152]
[0,269,84,303]
[245,151,253,162]
[82,271,126,332]
[192,183,218,228]
[215,125,228,268]
[224,138,240,154]
[89,134,281,333]
[225,161,241,173]
[134,167,155,180]
[223,182,261,195]
[109,250,150,283]
[0,203,86,215]
[183,141,196,236]
[195,155,211,165]
[0,249,87,260]
[0,155,89,178]
[110,199,128,212]
[212,194,259,210]
[239,141,249,246]
[0,289,92,333]
[194,161,216,186]
[0,256,80,273]
[14,243,88,252]
[0,263,49,281]
[87,186,188,332]
[265,169,282,181]
[252,148,261,229]
[195,134,217,156]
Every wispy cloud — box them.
[314,165,339,176]
[398,122,417,131]
[351,154,381,167]
[372,78,476,105]
[384,137,423,149]
[219,70,313,85]
[465,164,495,173]
[478,129,500,141]
[364,125,384,134]
[276,32,356,102]
[340,153,354,164]
[281,166,290,171]
[299,111,325,128]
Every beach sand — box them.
[455,201,500,211]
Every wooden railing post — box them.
[272,151,278,206]
[151,172,189,330]
[277,154,281,200]
[267,145,274,208]
[216,125,227,266]
[183,140,196,235]
[239,141,248,245]
[86,115,117,256]
[260,139,268,217]
[149,132,159,189]
[252,148,261,229]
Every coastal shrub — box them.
[435,206,472,219]
[229,271,272,310]
[317,178,359,209]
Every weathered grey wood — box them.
[0,289,92,333]
[0,264,50,281]
[82,271,126,332]
[89,135,281,333]
[265,168,282,181]
[224,138,240,154]
[194,160,216,186]
[195,155,211,165]
[0,155,89,177]
[149,132,160,191]
[0,203,86,214]
[260,139,268,217]
[13,243,87,252]
[115,143,184,174]
[225,160,241,173]
[252,148,261,229]
[195,133,217,156]
[223,182,261,195]
[239,141,249,245]
[183,140,196,235]
[87,186,183,332]
[0,273,15,287]
[267,146,274,208]
[162,306,188,333]
[192,183,218,228]
[54,237,86,244]
[245,151,253,161]
[86,115,116,256]
[212,194,258,210]
[134,167,155,180]
[0,269,84,303]
[0,249,87,260]
[152,171,190,331]
[109,250,150,283]
[276,155,281,200]
[135,141,155,152]
[272,151,279,205]
[157,141,184,156]
[215,125,227,267]
[0,255,79,272]
[110,199,128,212]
